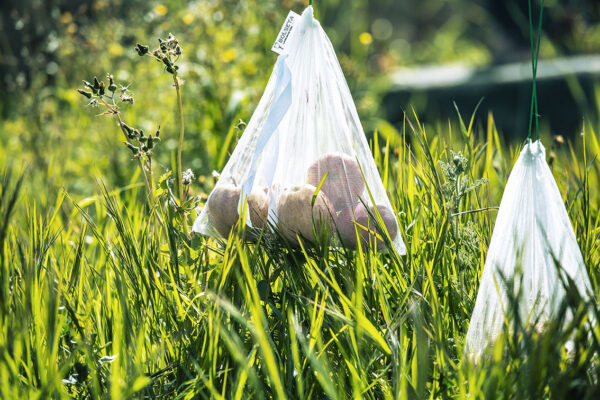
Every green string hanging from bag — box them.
[527,0,545,142]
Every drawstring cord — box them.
[527,0,544,142]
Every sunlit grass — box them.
[1,109,600,397]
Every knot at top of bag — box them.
[522,140,545,161]
[300,6,317,29]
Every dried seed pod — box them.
[277,184,334,245]
[108,75,117,92]
[306,152,365,211]
[124,142,139,155]
[135,43,149,56]
[77,89,92,99]
[158,38,168,52]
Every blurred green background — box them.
[1,0,599,200]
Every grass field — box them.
[2,106,600,398]
[2,1,600,398]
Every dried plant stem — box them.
[101,97,153,205]
[116,115,151,193]
[148,155,154,200]
[173,75,185,201]
[173,74,189,234]
[102,104,154,209]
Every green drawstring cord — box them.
[527,0,544,142]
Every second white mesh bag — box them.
[192,6,406,254]
[465,140,593,357]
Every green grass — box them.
[1,108,600,398]
[2,1,600,397]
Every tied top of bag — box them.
[193,6,406,255]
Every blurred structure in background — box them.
[385,55,600,138]
[370,0,600,137]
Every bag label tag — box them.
[272,11,300,54]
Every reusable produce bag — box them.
[193,6,405,254]
[465,140,593,357]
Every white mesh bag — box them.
[193,6,405,254]
[465,140,593,357]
